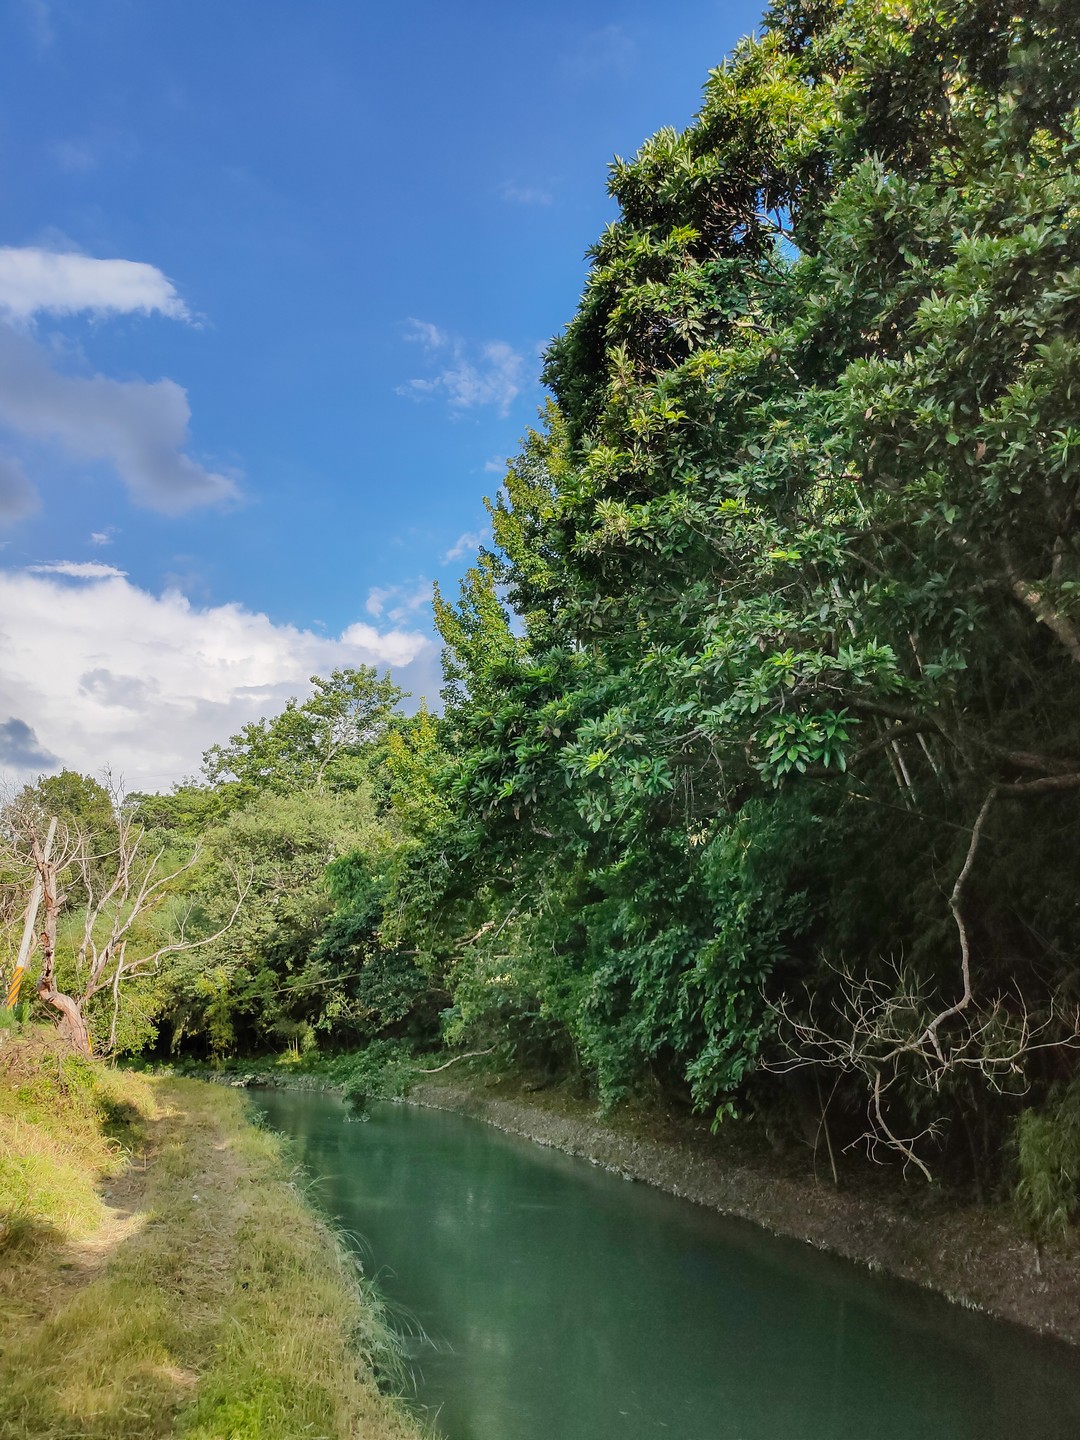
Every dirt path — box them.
[411,1077,1080,1347]
[0,1075,424,1440]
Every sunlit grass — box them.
[0,1027,427,1439]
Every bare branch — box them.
[765,790,1080,1178]
[1007,564,1080,666]
[414,1047,496,1074]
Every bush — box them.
[339,1041,413,1113]
[1015,1081,1080,1239]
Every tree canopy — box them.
[394,0,1080,1197]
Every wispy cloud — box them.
[89,527,117,546]
[483,454,508,475]
[0,246,228,517]
[404,318,449,350]
[0,564,438,788]
[365,580,432,624]
[29,559,128,579]
[16,0,53,50]
[561,25,636,84]
[51,129,139,176]
[442,530,487,564]
[0,247,189,322]
[52,139,98,174]
[399,319,527,417]
[0,456,39,522]
[499,182,554,207]
[0,324,238,513]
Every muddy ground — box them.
[409,1074,1080,1347]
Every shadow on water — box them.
[255,1088,1080,1440]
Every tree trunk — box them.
[33,830,92,1055]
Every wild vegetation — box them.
[0,1027,423,1440]
[4,0,1080,1245]
[402,0,1080,1227]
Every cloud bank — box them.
[0,565,439,790]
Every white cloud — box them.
[0,565,439,790]
[442,530,487,564]
[0,247,189,322]
[0,455,39,521]
[499,182,554,207]
[364,580,432,624]
[29,559,128,579]
[339,617,430,662]
[89,527,116,546]
[0,325,237,513]
[400,318,527,417]
[483,454,509,474]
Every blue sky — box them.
[0,0,763,788]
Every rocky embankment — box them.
[409,1077,1080,1348]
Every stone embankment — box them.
[410,1077,1080,1348]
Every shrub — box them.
[1015,1081,1080,1239]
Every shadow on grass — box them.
[0,1210,66,1260]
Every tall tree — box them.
[203,667,403,798]
[396,0,1080,1184]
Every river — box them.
[254,1088,1080,1440]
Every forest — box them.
[5,0,1080,1236]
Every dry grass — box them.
[0,1028,427,1440]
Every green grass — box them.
[0,1026,141,1255]
[0,1026,427,1440]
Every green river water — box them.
[254,1089,1080,1440]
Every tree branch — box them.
[1006,562,1080,666]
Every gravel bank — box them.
[409,1078,1080,1347]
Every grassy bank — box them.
[0,1026,426,1440]
[148,1040,420,1106]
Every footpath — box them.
[0,1031,424,1440]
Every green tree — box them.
[203,667,404,799]
[395,0,1080,1185]
[160,785,395,1053]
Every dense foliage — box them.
[397,0,1080,1204]
[0,668,434,1059]
[4,0,1080,1227]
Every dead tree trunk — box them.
[32,827,92,1055]
[3,816,55,1009]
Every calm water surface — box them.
[255,1089,1080,1440]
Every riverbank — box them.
[149,1048,1080,1344]
[408,1070,1080,1348]
[0,1029,425,1440]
